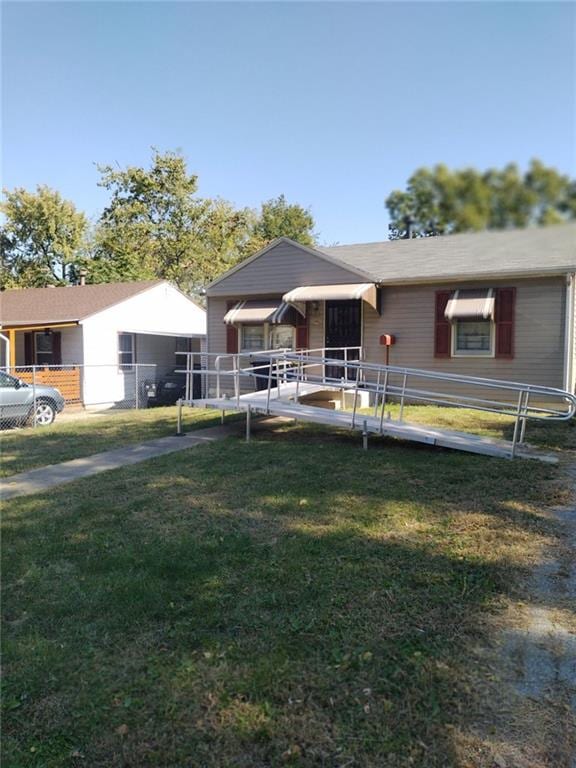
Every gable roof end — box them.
[206,237,376,292]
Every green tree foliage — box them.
[246,194,317,254]
[386,160,576,239]
[0,151,318,293]
[92,150,221,293]
[91,152,317,293]
[92,151,309,294]
[1,185,88,287]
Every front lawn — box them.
[0,406,228,478]
[2,403,573,481]
[2,421,567,767]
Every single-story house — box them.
[0,280,206,407]
[205,223,576,399]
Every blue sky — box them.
[2,1,574,244]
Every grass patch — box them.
[1,421,568,767]
[2,404,572,481]
[0,406,231,478]
[356,403,576,453]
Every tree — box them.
[91,149,254,295]
[92,151,317,292]
[93,149,206,290]
[246,194,317,253]
[1,185,88,287]
[386,160,576,239]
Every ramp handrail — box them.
[178,348,576,456]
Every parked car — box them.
[144,369,187,406]
[0,371,65,427]
[144,367,202,406]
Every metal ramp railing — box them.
[179,348,576,458]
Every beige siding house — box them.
[205,224,576,397]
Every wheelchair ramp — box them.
[194,390,550,460]
[184,348,575,461]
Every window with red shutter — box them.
[434,291,452,358]
[295,314,308,350]
[226,302,238,354]
[495,287,515,358]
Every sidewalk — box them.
[1,423,235,501]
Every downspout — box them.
[0,332,9,371]
[563,273,575,392]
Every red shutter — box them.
[226,302,238,354]
[24,333,34,366]
[295,312,309,350]
[52,332,62,365]
[434,291,451,358]
[495,287,515,359]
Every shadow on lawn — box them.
[1,427,568,767]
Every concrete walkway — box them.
[1,423,236,501]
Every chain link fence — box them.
[0,364,173,429]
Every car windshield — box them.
[0,371,19,388]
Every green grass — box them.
[0,407,231,478]
[356,403,576,453]
[2,420,569,767]
[2,404,573,482]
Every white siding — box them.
[81,282,206,406]
[60,327,84,365]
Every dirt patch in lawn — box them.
[452,460,576,768]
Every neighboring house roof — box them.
[319,223,576,284]
[0,280,165,327]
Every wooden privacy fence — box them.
[16,366,82,404]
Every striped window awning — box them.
[223,299,305,326]
[283,283,377,310]
[445,289,495,320]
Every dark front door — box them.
[324,300,361,380]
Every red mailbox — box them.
[379,334,396,365]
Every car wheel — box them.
[33,400,56,426]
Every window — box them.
[453,320,493,356]
[269,325,295,350]
[118,333,135,370]
[241,325,266,352]
[240,324,295,353]
[35,332,54,366]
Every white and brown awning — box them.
[223,299,305,326]
[282,283,377,310]
[445,289,495,320]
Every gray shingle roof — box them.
[318,223,576,284]
[0,280,164,326]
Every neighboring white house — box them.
[0,280,206,407]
